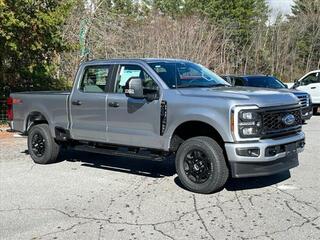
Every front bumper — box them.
[225,132,305,178]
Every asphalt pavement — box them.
[0,116,319,240]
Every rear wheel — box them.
[28,124,60,164]
[175,136,229,194]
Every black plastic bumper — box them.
[230,153,299,178]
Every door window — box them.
[114,65,158,93]
[300,73,319,86]
[80,66,110,93]
[234,77,245,86]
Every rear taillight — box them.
[6,97,22,121]
[6,97,13,121]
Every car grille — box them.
[261,105,302,138]
[296,94,309,108]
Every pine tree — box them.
[0,0,74,94]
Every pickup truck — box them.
[8,59,306,194]
[291,70,320,115]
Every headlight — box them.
[238,109,262,138]
[231,106,262,141]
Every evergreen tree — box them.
[0,0,74,95]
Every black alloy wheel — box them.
[184,149,211,184]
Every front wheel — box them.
[27,124,60,164]
[175,136,229,194]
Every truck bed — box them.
[11,91,70,134]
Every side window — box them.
[234,77,245,86]
[80,66,110,93]
[115,65,158,93]
[301,73,319,86]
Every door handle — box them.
[311,87,316,89]
[108,102,120,108]
[72,100,82,106]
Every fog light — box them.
[265,146,281,157]
[236,148,260,157]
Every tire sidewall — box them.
[28,125,54,164]
[176,138,225,193]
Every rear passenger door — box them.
[106,64,162,149]
[70,65,113,142]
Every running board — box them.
[72,145,165,161]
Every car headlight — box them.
[231,106,262,141]
[238,110,262,138]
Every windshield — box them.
[148,61,229,88]
[247,76,286,89]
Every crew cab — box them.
[291,70,320,115]
[8,59,305,193]
[222,75,312,120]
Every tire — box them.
[313,107,318,115]
[27,124,60,164]
[175,136,229,194]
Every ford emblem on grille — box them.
[282,114,295,126]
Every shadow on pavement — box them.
[63,150,176,178]
[224,170,291,191]
[174,171,291,193]
[23,148,291,192]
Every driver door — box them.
[106,64,162,149]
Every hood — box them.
[178,86,299,108]
[277,88,309,96]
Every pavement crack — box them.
[34,220,93,239]
[192,194,215,240]
[273,186,319,212]
[153,224,176,240]
[235,191,248,218]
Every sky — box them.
[267,0,295,22]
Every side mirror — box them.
[284,84,288,88]
[293,80,300,89]
[125,77,145,99]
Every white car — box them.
[292,70,320,114]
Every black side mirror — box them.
[284,84,288,88]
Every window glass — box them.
[80,66,110,93]
[234,77,245,86]
[246,76,285,89]
[148,62,229,88]
[301,73,319,86]
[115,65,158,93]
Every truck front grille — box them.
[261,106,302,138]
[296,94,309,108]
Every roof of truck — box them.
[85,58,193,64]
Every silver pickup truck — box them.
[8,59,305,193]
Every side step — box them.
[72,145,165,161]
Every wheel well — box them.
[170,121,224,151]
[26,112,48,132]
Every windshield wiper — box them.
[210,83,230,87]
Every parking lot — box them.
[0,116,319,240]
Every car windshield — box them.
[147,61,229,89]
[247,76,286,89]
